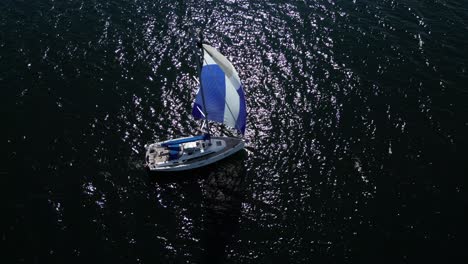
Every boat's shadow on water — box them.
[147,150,247,263]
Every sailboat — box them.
[144,42,247,172]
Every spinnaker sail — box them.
[192,44,247,135]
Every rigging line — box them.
[197,36,211,135]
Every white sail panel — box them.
[224,74,240,128]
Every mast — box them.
[197,33,211,137]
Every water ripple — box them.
[3,0,468,263]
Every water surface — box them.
[2,0,468,263]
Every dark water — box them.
[2,0,468,263]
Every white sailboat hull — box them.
[145,136,245,172]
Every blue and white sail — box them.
[192,44,247,135]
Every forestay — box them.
[192,44,247,135]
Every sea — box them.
[2,0,468,263]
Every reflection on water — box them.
[149,151,247,263]
[200,152,246,263]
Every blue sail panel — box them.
[236,85,247,134]
[192,64,226,125]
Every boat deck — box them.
[151,147,170,164]
[146,136,244,171]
